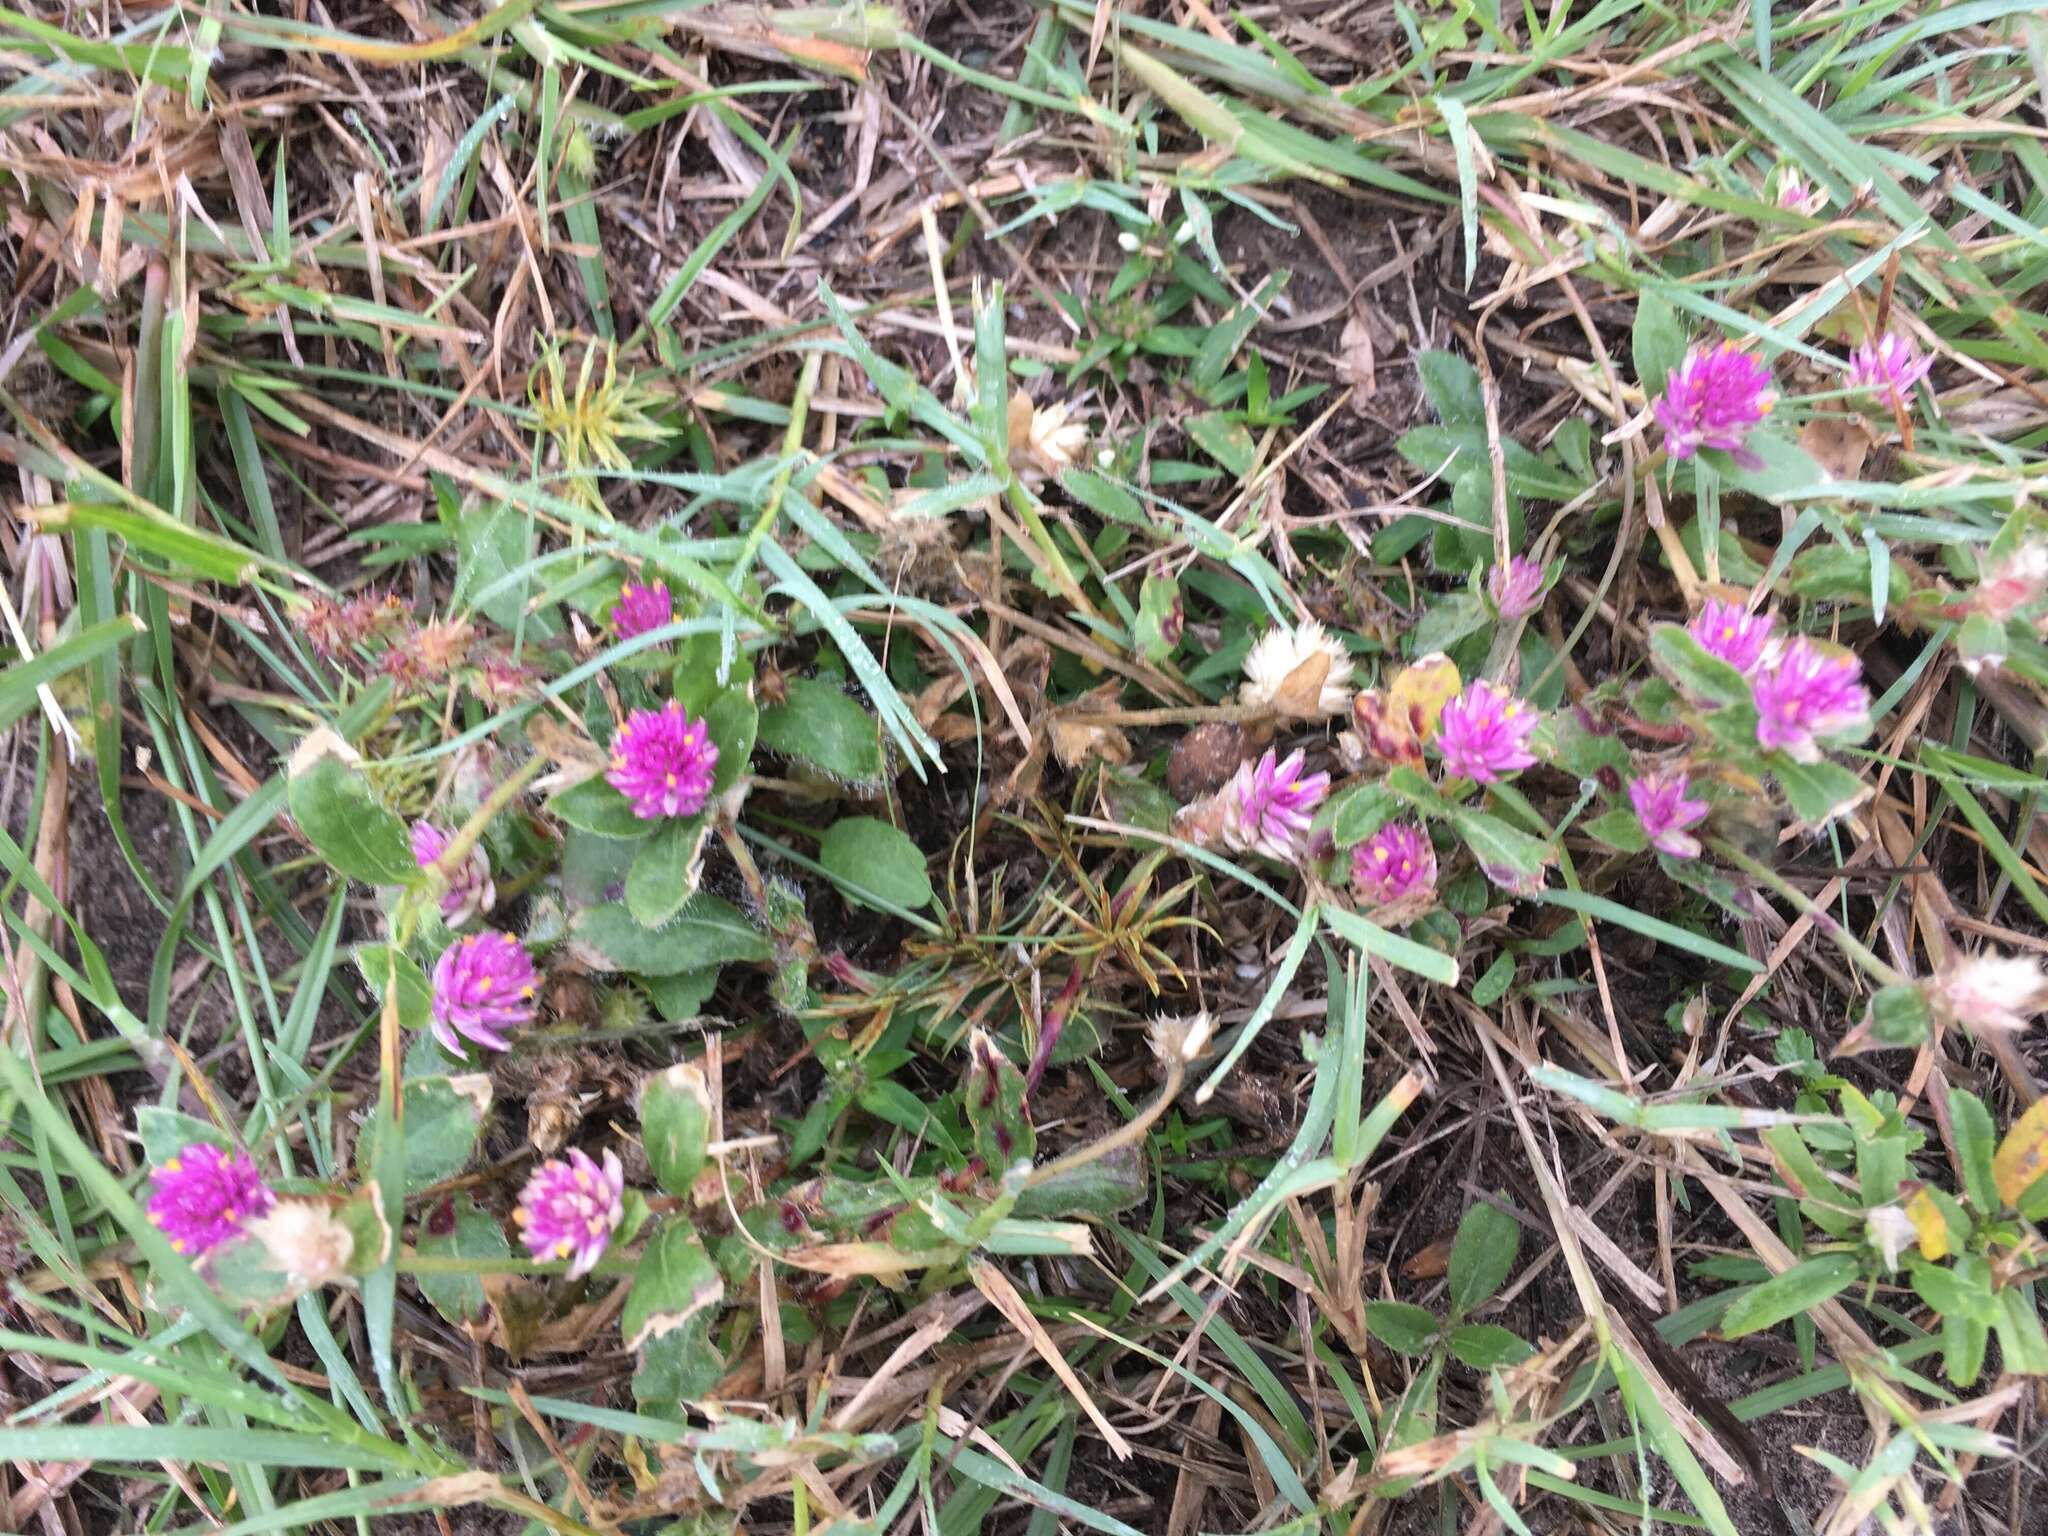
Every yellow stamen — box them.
[164,1158,182,1175]
[555,1239,574,1258]
[1373,847,1389,862]
[514,1207,530,1226]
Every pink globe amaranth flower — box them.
[1847,332,1932,410]
[606,701,718,821]
[1688,599,1776,677]
[1488,557,1545,620]
[1752,638,1870,763]
[431,931,538,1055]
[411,821,495,927]
[514,1147,625,1279]
[1351,821,1437,907]
[1654,341,1775,467]
[610,581,673,642]
[147,1143,274,1259]
[1221,748,1330,861]
[1776,171,1827,216]
[1628,771,1709,859]
[1436,681,1539,784]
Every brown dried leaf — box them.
[1402,1235,1453,1281]
[1798,415,1873,482]
[1271,650,1334,720]
[1339,308,1378,402]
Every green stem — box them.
[731,349,821,580]
[1712,838,1906,988]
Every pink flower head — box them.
[1752,638,1870,763]
[1654,341,1775,465]
[514,1147,625,1279]
[1974,544,2048,623]
[606,701,718,820]
[1689,599,1776,677]
[1776,171,1826,216]
[147,1143,274,1259]
[1847,332,1932,410]
[610,581,673,642]
[1489,557,1545,620]
[1436,681,1539,783]
[1628,771,1709,859]
[1222,748,1330,861]
[431,931,538,1055]
[1351,821,1437,907]
[411,821,495,927]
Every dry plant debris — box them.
[2,1,2048,1533]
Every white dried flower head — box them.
[245,1200,354,1290]
[1147,1012,1215,1066]
[1116,230,1141,253]
[1930,950,2048,1035]
[1864,1203,1916,1273]
[1028,400,1089,473]
[1239,619,1354,718]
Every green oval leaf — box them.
[1364,1300,1441,1356]
[287,751,415,883]
[819,816,932,912]
[1448,1323,1535,1370]
[572,893,771,974]
[625,816,707,929]
[1448,1201,1521,1316]
[417,1197,513,1326]
[640,1064,713,1196]
[551,776,655,839]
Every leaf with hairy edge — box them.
[621,1220,724,1351]
[286,735,415,884]
[640,1064,714,1196]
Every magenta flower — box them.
[1847,333,1932,411]
[1628,771,1709,859]
[514,1147,625,1279]
[610,581,673,642]
[1489,557,1545,620]
[1654,341,1775,466]
[1688,599,1776,677]
[1436,681,1539,783]
[411,821,495,927]
[431,931,538,1055]
[1776,171,1826,216]
[147,1143,274,1259]
[1752,638,1870,763]
[1351,821,1437,907]
[1222,748,1330,861]
[606,701,719,821]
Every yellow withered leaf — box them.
[1993,1097,2048,1209]
[1905,1187,1949,1261]
[1352,653,1463,767]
